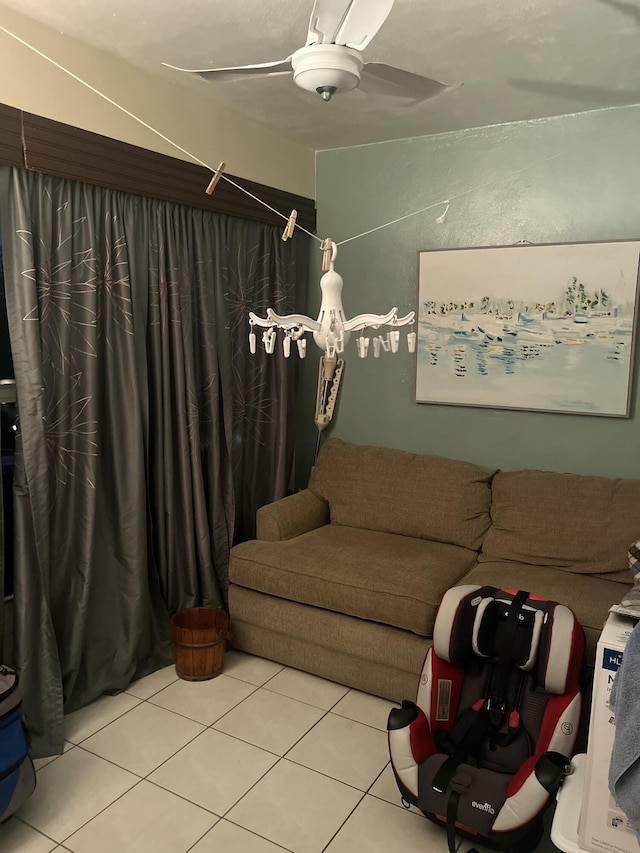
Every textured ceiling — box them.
[2,0,639,150]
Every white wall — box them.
[0,5,315,199]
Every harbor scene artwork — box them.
[416,241,640,416]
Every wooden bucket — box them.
[171,607,232,681]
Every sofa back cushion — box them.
[480,469,640,575]
[308,438,495,551]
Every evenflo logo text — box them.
[472,801,495,814]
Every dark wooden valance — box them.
[0,105,23,168]
[0,103,316,232]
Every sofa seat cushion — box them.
[480,469,640,576]
[229,524,480,636]
[308,438,496,550]
[458,560,632,665]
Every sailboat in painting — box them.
[416,242,640,416]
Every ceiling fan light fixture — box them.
[163,1,456,108]
[291,44,363,99]
[318,86,337,101]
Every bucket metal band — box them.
[176,638,225,650]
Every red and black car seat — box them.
[387,586,585,853]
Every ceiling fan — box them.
[163,0,454,103]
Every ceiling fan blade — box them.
[162,58,292,81]
[335,0,395,50]
[361,63,452,101]
[596,0,640,25]
[307,0,352,45]
[510,78,640,106]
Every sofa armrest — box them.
[256,489,329,541]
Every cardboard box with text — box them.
[578,612,640,853]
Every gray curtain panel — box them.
[0,427,3,663]
[0,234,5,660]
[0,166,303,756]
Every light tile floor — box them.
[0,651,559,852]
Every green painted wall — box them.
[297,105,640,482]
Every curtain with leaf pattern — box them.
[0,166,304,756]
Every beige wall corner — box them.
[0,5,316,199]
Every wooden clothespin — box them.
[322,238,333,272]
[282,209,298,241]
[205,162,226,195]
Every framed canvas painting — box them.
[416,240,640,416]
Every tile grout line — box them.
[142,776,222,818]
[53,767,222,848]
[223,667,285,689]
[212,672,372,763]
[21,660,396,853]
[143,669,390,742]
[259,684,350,713]
[56,777,146,847]
[137,712,218,780]
[200,670,396,817]
[50,665,245,762]
[26,669,324,846]
[367,760,390,794]
[184,822,216,853]
[202,725,282,759]
[16,749,144,841]
[13,816,60,848]
[50,719,219,837]
[208,673,396,850]
[188,811,296,853]
[212,705,375,847]
[222,812,297,852]
[204,679,329,735]
[65,696,144,748]
[124,682,180,701]
[320,788,367,852]
[65,663,389,750]
[365,760,426,814]
[129,678,305,826]
[145,678,261,728]
[223,655,286,689]
[71,688,247,777]
[324,709,392,734]
[220,753,287,820]
[280,754,385,796]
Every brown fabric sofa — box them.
[228,438,637,702]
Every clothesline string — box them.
[0,23,321,244]
[1,22,565,252]
[335,151,563,247]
